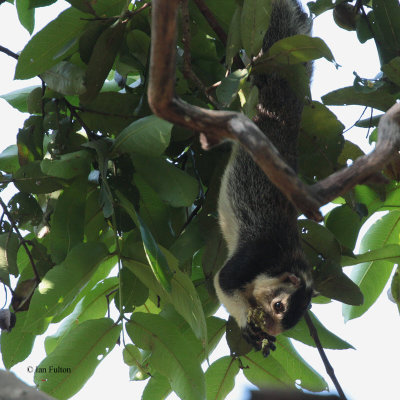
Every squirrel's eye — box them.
[273,301,285,313]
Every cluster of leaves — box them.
[0,0,399,399]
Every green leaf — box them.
[44,277,118,354]
[28,0,57,8]
[126,29,151,66]
[78,92,140,135]
[390,266,400,313]
[1,311,35,369]
[13,161,64,194]
[142,373,171,400]
[0,232,19,279]
[80,21,125,104]
[171,270,208,345]
[299,101,344,181]
[242,350,292,387]
[300,220,363,305]
[0,86,40,113]
[41,150,91,180]
[115,267,149,312]
[241,0,273,57]
[116,190,173,292]
[341,244,400,267]
[50,177,87,264]
[225,4,242,68]
[272,336,327,392]
[216,69,248,107]
[372,0,400,64]
[16,0,35,34]
[343,211,399,321]
[268,35,334,64]
[112,115,172,157]
[34,318,121,400]
[205,357,239,400]
[127,313,205,400]
[66,0,128,16]
[0,145,18,174]
[325,205,362,250]
[307,0,335,16]
[132,155,199,208]
[25,242,109,333]
[15,8,88,79]
[133,173,176,247]
[322,85,397,111]
[285,311,353,349]
[41,61,86,95]
[381,56,400,86]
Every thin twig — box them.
[0,45,19,60]
[65,99,99,140]
[181,0,221,109]
[0,197,40,283]
[304,312,347,400]
[192,0,227,46]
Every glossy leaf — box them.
[34,318,121,400]
[142,373,171,400]
[117,190,173,292]
[127,312,205,400]
[44,277,118,354]
[322,85,397,111]
[132,155,199,208]
[225,5,242,67]
[1,311,36,369]
[41,150,91,180]
[50,177,87,264]
[80,21,125,104]
[341,244,400,267]
[0,86,40,113]
[325,205,362,250]
[372,0,400,64]
[299,101,344,181]
[216,69,248,107]
[15,8,88,79]
[272,336,327,392]
[268,35,334,64]
[13,161,63,194]
[205,357,239,400]
[171,269,208,345]
[285,311,353,349]
[16,0,35,34]
[25,242,109,333]
[41,61,86,95]
[112,115,172,157]
[0,232,19,278]
[343,211,400,321]
[241,0,272,57]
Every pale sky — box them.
[0,1,399,400]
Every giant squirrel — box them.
[214,0,315,356]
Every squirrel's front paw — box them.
[242,319,276,357]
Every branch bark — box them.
[147,0,400,221]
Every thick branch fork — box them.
[147,0,400,221]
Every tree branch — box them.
[147,0,400,221]
[304,312,347,400]
[0,197,40,283]
[181,0,221,108]
[192,0,227,46]
[0,45,19,60]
